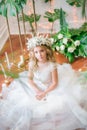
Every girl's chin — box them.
[38,59,46,62]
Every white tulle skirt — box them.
[0,64,87,130]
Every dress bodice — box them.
[33,62,57,87]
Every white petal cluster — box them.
[68,47,75,53]
[56,46,60,51]
[58,33,63,39]
[63,38,68,45]
[74,40,80,46]
[26,36,54,50]
[60,45,65,51]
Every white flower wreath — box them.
[26,36,54,50]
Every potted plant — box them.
[51,8,87,63]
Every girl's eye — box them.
[40,50,44,52]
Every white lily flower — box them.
[68,47,75,53]
[56,46,60,51]
[60,45,65,51]
[58,33,63,39]
[50,38,54,44]
[74,40,80,46]
[63,38,68,45]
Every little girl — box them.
[0,36,87,130]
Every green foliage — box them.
[0,0,8,17]
[51,9,87,63]
[0,0,27,17]
[20,13,41,23]
[44,0,50,2]
[44,8,66,22]
[0,70,19,79]
[66,0,83,7]
[59,8,68,34]
[42,0,51,2]
[19,13,41,31]
[52,31,87,63]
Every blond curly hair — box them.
[28,45,56,71]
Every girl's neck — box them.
[38,60,48,66]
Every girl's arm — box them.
[28,66,42,94]
[45,68,58,94]
[36,68,58,100]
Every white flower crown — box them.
[26,36,54,50]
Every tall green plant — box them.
[44,9,66,33]
[19,13,41,36]
[59,8,70,37]
[0,0,27,60]
[82,0,87,18]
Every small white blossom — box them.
[63,38,68,45]
[58,33,63,39]
[50,38,54,44]
[74,40,80,46]
[68,47,75,53]
[56,46,60,51]
[60,45,65,51]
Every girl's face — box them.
[34,46,47,62]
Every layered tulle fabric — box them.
[0,63,87,130]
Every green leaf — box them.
[67,53,75,63]
[66,0,82,7]
[0,70,19,79]
[2,4,8,17]
[80,34,87,44]
[82,0,86,17]
[44,0,49,2]
[44,9,61,23]
[10,5,16,16]
[60,8,68,33]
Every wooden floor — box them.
[0,35,87,92]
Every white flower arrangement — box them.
[26,36,54,50]
[52,33,82,62]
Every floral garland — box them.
[26,36,54,50]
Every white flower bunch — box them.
[54,33,81,54]
[63,38,68,45]
[68,47,76,53]
[52,32,82,62]
[60,45,65,51]
[74,40,80,46]
[58,33,63,39]
[26,36,54,50]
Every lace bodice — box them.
[33,62,57,86]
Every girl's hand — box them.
[36,92,47,100]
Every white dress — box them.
[0,62,87,130]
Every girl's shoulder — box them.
[49,62,73,71]
[48,61,57,71]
